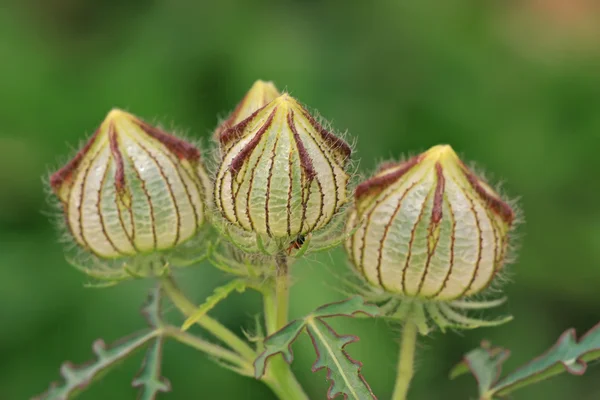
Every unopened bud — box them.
[215,93,352,244]
[50,109,211,260]
[346,145,514,300]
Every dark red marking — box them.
[229,107,277,174]
[431,163,445,224]
[214,93,248,139]
[108,124,126,193]
[355,155,421,201]
[219,108,262,146]
[50,128,101,194]
[288,110,316,180]
[135,120,200,161]
[301,110,352,163]
[462,167,514,225]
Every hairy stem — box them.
[261,254,309,400]
[392,320,418,400]
[161,275,256,362]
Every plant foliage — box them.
[254,296,380,399]
[35,288,169,400]
[450,322,600,399]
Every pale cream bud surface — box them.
[346,145,514,300]
[50,109,211,259]
[215,93,352,242]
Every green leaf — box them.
[452,322,600,399]
[306,317,375,400]
[253,319,306,378]
[35,287,167,400]
[254,296,379,400]
[132,338,171,400]
[35,331,158,400]
[181,279,247,331]
[449,341,510,397]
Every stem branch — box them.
[163,326,251,372]
[392,320,418,400]
[161,275,256,362]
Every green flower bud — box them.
[346,145,514,301]
[213,80,281,141]
[214,93,351,250]
[50,109,211,261]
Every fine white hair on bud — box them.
[214,91,352,244]
[345,145,515,301]
[50,109,211,260]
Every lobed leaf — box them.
[253,319,306,378]
[254,296,379,399]
[35,287,168,400]
[306,317,376,400]
[451,322,600,399]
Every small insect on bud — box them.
[346,145,515,301]
[213,80,281,142]
[214,92,352,253]
[50,109,211,265]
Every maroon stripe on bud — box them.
[219,107,263,146]
[301,110,352,163]
[431,162,445,224]
[108,124,126,193]
[218,94,248,132]
[229,107,277,174]
[135,120,200,161]
[355,155,421,202]
[288,110,316,181]
[462,167,514,225]
[50,128,101,194]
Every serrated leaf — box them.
[253,319,306,378]
[35,287,165,400]
[35,331,158,400]
[452,322,600,399]
[254,296,379,399]
[306,317,376,400]
[132,338,171,400]
[182,279,247,331]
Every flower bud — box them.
[213,80,281,141]
[50,109,211,260]
[346,145,514,301]
[215,93,351,244]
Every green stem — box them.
[261,254,309,400]
[392,320,418,400]
[275,253,290,330]
[163,326,251,372]
[161,275,256,362]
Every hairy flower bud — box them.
[346,145,514,301]
[50,109,211,260]
[213,80,281,141]
[215,93,352,247]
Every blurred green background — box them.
[1,0,600,399]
